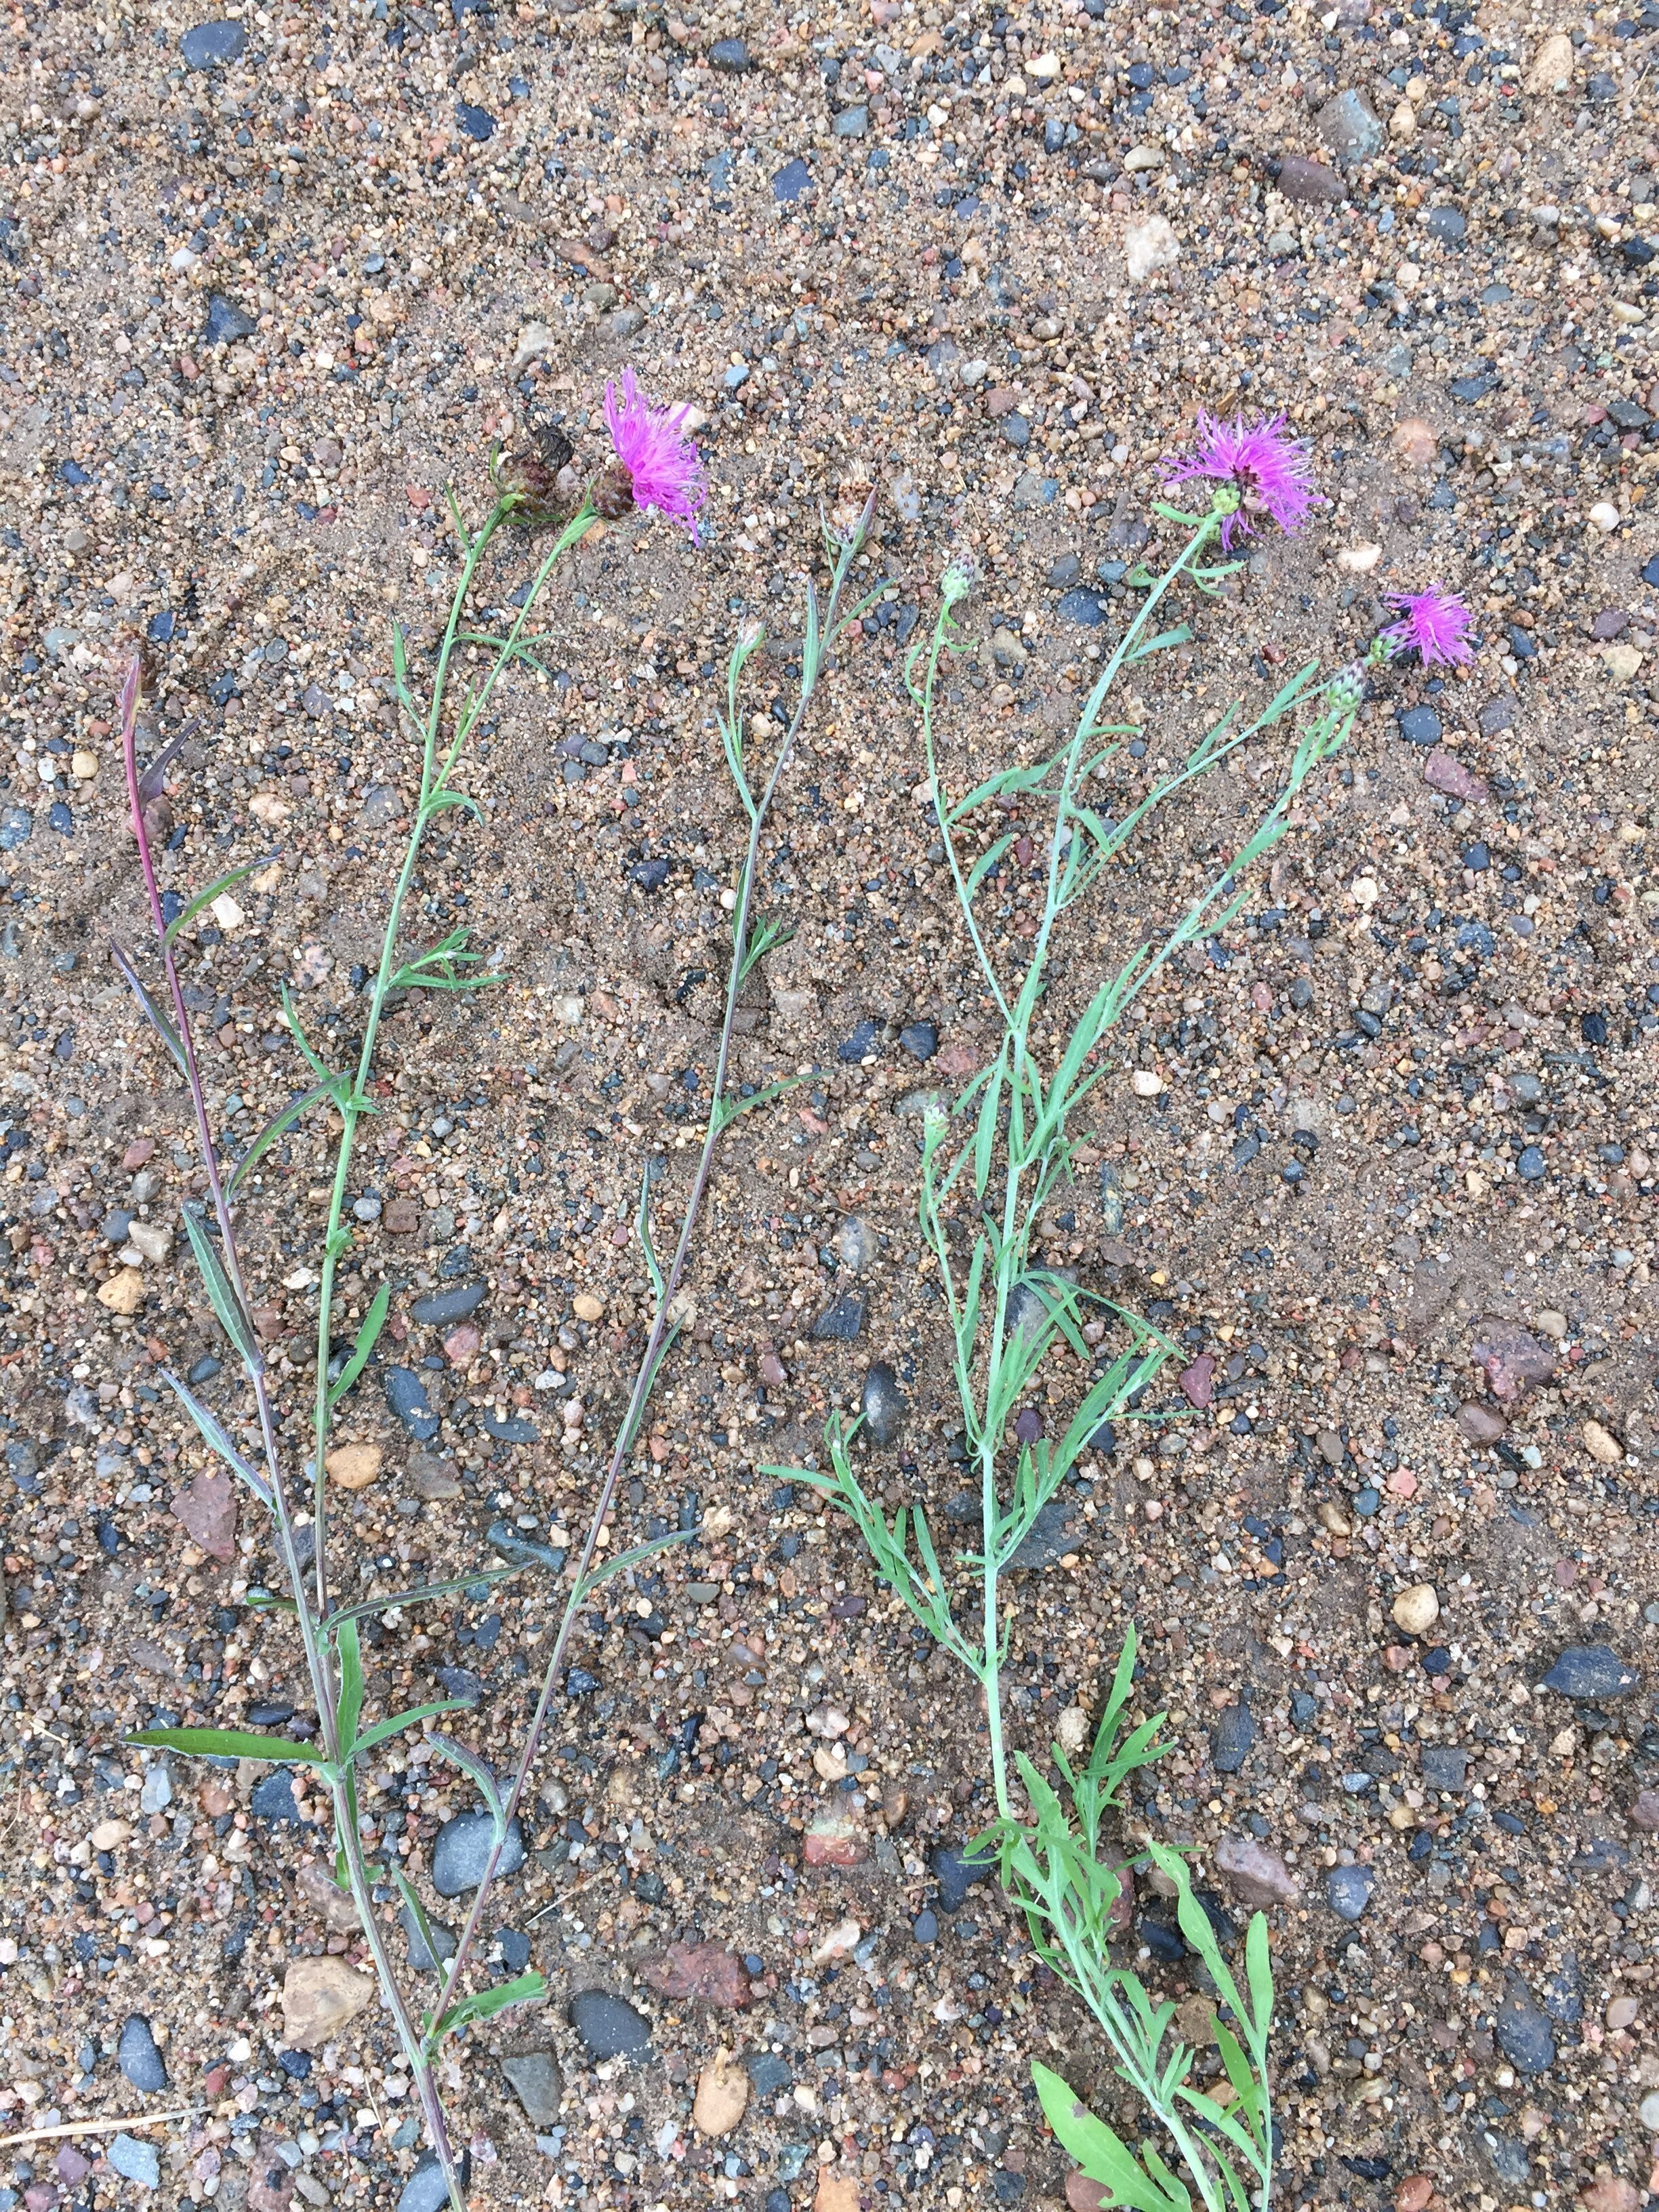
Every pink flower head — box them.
[1160,411,1317,550]
[600,369,707,537]
[1380,585,1475,669]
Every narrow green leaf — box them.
[130,1726,330,1768]
[432,1970,547,2041]
[350,1698,476,1760]
[109,939,188,1078]
[158,1367,272,1508]
[228,1082,331,1195]
[328,1282,390,1408]
[424,787,485,821]
[431,1735,505,1826]
[573,1527,693,1605]
[1029,2064,1188,2212]
[1243,1909,1274,2044]
[325,1563,525,1633]
[636,1167,665,1307]
[964,832,1015,900]
[278,987,349,1105]
[335,1617,365,1754]
[181,1207,260,1370]
[163,854,278,947]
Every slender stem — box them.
[121,665,468,2202]
[440,517,874,2007]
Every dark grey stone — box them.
[249,1768,301,1823]
[630,858,670,893]
[203,293,257,346]
[932,1843,995,1913]
[180,20,247,68]
[399,1903,457,1973]
[1494,1981,1556,2076]
[813,1294,865,1342]
[708,37,750,70]
[108,2137,161,2189]
[831,106,868,137]
[1213,1701,1256,1775]
[431,1810,525,1898]
[837,1018,879,1061]
[1517,1146,1547,1182]
[773,157,813,203]
[1009,1496,1086,1571]
[568,1989,653,2061]
[859,1362,908,1448]
[1538,1645,1639,1700]
[899,1020,939,1061]
[487,1519,567,1574]
[1542,1949,1583,2024]
[1057,588,1105,626]
[1006,1267,1078,1345]
[1397,706,1441,745]
[1001,412,1031,449]
[409,1282,487,1326]
[912,1909,939,1944]
[1326,1864,1374,1921]
[1477,697,1515,737]
[500,2051,563,2124]
[398,2150,470,2212]
[1048,552,1082,588]
[1425,205,1467,243]
[1276,152,1345,203]
[118,2013,167,2093]
[1315,89,1384,164]
[745,2051,792,2096]
[385,1366,439,1441]
[1419,1746,1468,1792]
[1475,2131,1530,2189]
[455,102,496,141]
[482,1412,538,1443]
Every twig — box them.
[0,2110,201,2148]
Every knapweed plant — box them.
[112,370,882,2208]
[787,419,1370,2212]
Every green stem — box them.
[308,499,593,1621]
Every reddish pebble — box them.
[122,1139,155,1170]
[203,2065,229,2096]
[1396,2179,1434,2212]
[443,1322,481,1364]
[1387,1467,1418,1498]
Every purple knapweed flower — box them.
[1160,411,1317,549]
[597,369,707,537]
[1379,585,1475,669]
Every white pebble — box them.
[1589,501,1620,533]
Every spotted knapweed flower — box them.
[596,369,707,537]
[1379,584,1475,669]
[497,424,582,533]
[1160,412,1317,549]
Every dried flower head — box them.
[600,370,707,537]
[1379,584,1475,669]
[1160,412,1317,549]
[497,426,581,533]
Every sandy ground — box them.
[2,0,1659,2209]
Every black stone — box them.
[432,1810,525,1897]
[813,1294,865,1342]
[384,1366,439,1441]
[1397,706,1441,746]
[1538,1645,1639,1700]
[1327,1864,1374,1921]
[410,1282,487,1326]
[630,859,671,893]
[837,1018,879,1061]
[912,1908,939,1944]
[931,1843,995,1913]
[1212,1700,1256,1774]
[568,1989,653,2062]
[899,1020,939,1061]
[180,20,247,68]
[203,293,257,346]
[486,1520,567,1574]
[709,37,751,70]
[1494,1980,1556,2076]
[773,157,813,203]
[1140,1914,1184,1963]
[859,1362,907,1447]
[1419,1746,1468,1791]
[455,102,496,141]
[1424,206,1467,243]
[118,2013,167,2093]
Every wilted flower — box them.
[1160,412,1317,549]
[1379,584,1475,669]
[596,369,707,537]
[497,426,582,533]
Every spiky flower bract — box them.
[600,369,707,537]
[1380,584,1475,668]
[1160,412,1317,549]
